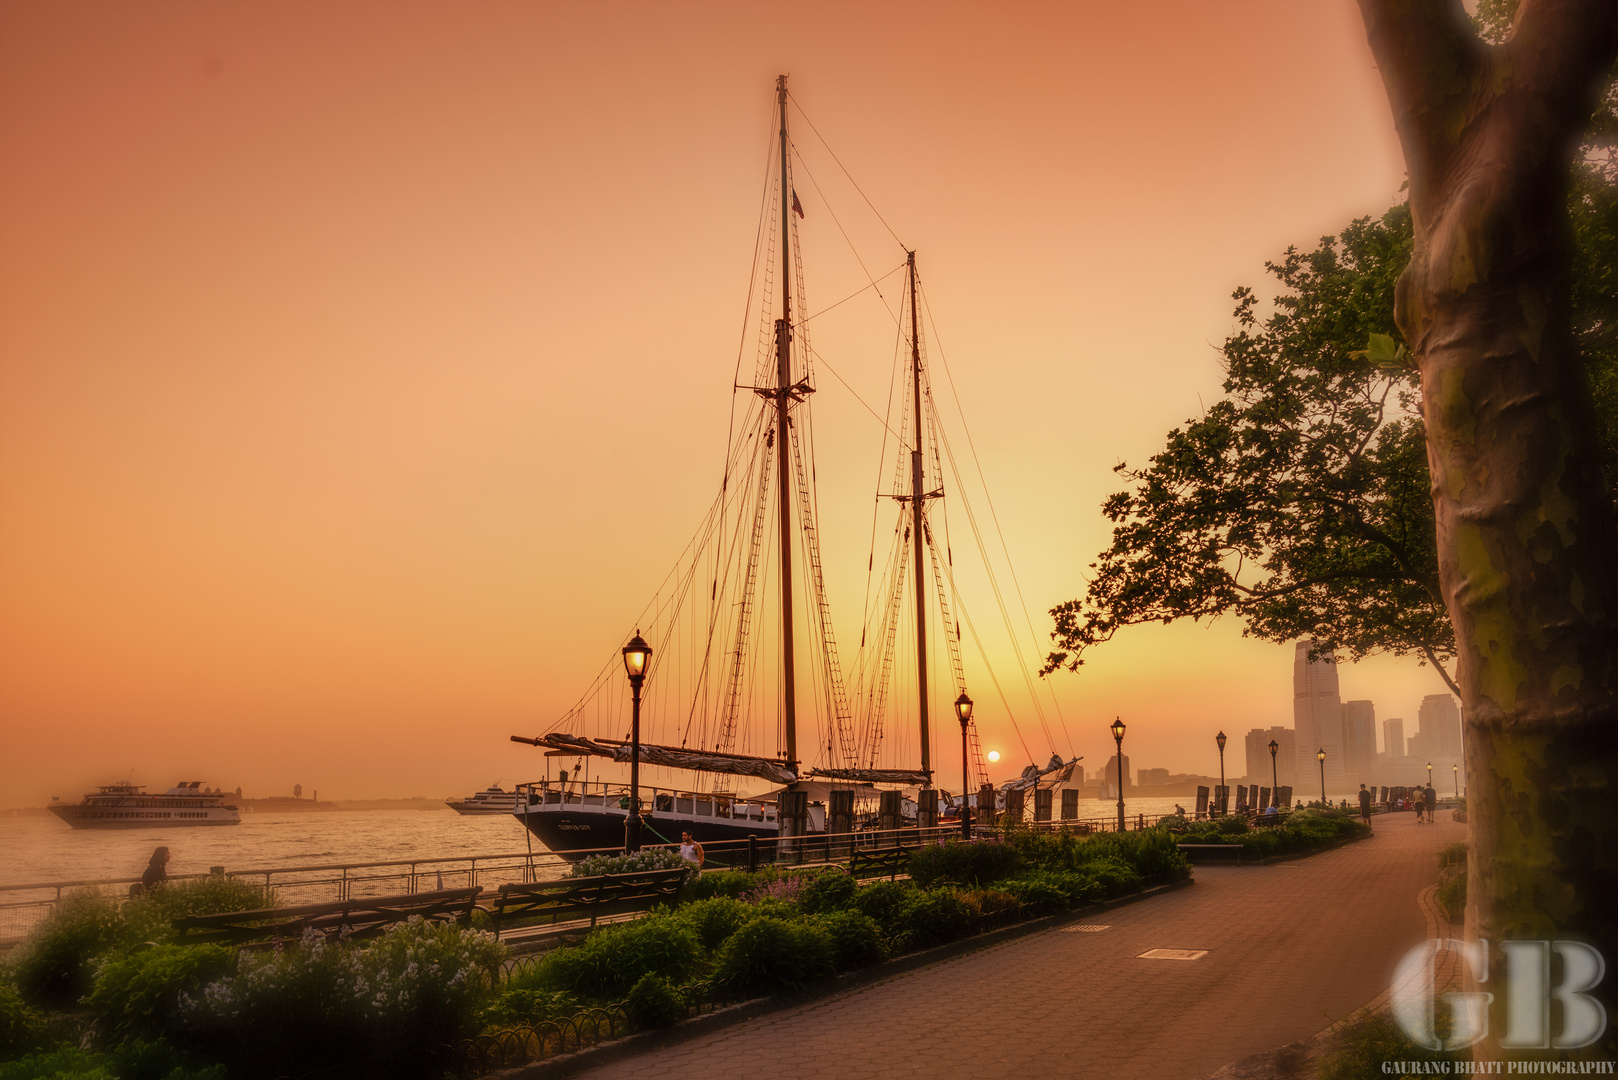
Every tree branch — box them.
[1355,0,1487,200]
[1420,640,1464,697]
[1510,0,1618,138]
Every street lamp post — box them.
[955,692,974,839]
[1452,763,1459,800]
[1111,718,1126,832]
[1426,761,1433,789]
[621,633,652,853]
[1317,748,1327,806]
[1215,731,1227,817]
[1268,739,1279,809]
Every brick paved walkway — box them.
[571,812,1465,1080]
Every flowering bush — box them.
[566,849,688,878]
[743,875,805,906]
[85,944,234,1045]
[182,918,504,1077]
[10,878,270,1011]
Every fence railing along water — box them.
[0,811,1183,946]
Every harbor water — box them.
[0,795,1209,889]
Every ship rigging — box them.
[511,76,1074,855]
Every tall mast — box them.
[908,251,931,784]
[774,75,797,769]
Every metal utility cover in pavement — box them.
[1062,924,1110,932]
[1138,948,1208,960]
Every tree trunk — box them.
[1358,0,1618,1062]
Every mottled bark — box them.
[1358,0,1618,1062]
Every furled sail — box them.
[1003,754,1082,791]
[808,768,931,785]
[512,734,798,786]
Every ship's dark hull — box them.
[514,806,779,860]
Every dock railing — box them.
[0,810,1191,946]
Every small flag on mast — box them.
[791,189,804,218]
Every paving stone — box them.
[570,813,1464,1080]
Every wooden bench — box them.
[488,866,690,937]
[848,844,916,881]
[1175,843,1246,864]
[172,887,484,947]
[1252,812,1292,827]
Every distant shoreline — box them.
[3,797,454,815]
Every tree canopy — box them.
[1045,60,1617,692]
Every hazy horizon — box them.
[1,1,1447,810]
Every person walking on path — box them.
[679,831,704,868]
[1424,784,1438,822]
[1358,784,1373,826]
[1415,795,1425,823]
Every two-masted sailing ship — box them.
[510,77,1072,855]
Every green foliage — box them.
[907,839,1022,888]
[991,870,1102,915]
[0,1040,227,1080]
[683,869,756,901]
[522,915,701,999]
[1437,871,1467,925]
[1168,809,1366,861]
[482,987,579,1028]
[0,978,47,1060]
[1072,829,1189,885]
[120,879,269,946]
[11,889,127,1008]
[806,911,885,970]
[624,973,685,1030]
[958,889,1022,931]
[674,896,752,951]
[1316,1011,1463,1080]
[567,849,689,878]
[891,889,971,953]
[1438,842,1468,870]
[849,880,913,938]
[1047,103,1618,680]
[711,917,834,996]
[10,878,271,1011]
[183,919,504,1078]
[1045,204,1453,677]
[84,945,234,1045]
[794,867,857,914]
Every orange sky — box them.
[0,1,1442,807]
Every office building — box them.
[1245,726,1296,788]
[1383,717,1406,758]
[1293,640,1346,790]
[1342,700,1377,783]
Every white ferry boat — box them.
[444,784,517,815]
[48,782,242,829]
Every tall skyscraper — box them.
[1293,640,1346,790]
[1342,700,1377,782]
[1383,717,1406,758]
[1245,726,1296,787]
[1100,753,1131,794]
[1420,694,1464,759]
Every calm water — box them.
[0,794,1212,890]
[0,808,538,888]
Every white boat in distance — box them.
[445,784,517,815]
[49,782,242,829]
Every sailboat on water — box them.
[509,77,1070,856]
